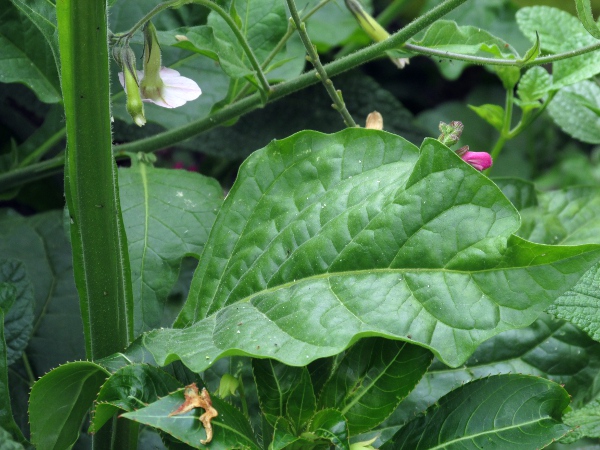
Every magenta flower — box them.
[459,149,493,171]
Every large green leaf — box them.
[252,359,302,420]
[29,361,110,450]
[375,313,600,447]
[381,374,571,449]
[126,129,600,371]
[0,260,34,366]
[121,387,260,449]
[119,163,223,334]
[0,0,61,103]
[90,364,182,433]
[513,186,600,341]
[318,339,432,435]
[0,210,84,375]
[548,81,600,144]
[517,6,600,88]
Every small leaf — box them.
[517,66,553,105]
[548,80,600,144]
[286,367,316,433]
[271,416,299,450]
[0,426,25,450]
[252,359,302,420]
[562,398,600,443]
[381,374,571,449]
[29,362,110,450]
[121,388,260,449]
[575,0,600,39]
[517,31,540,65]
[318,339,432,435]
[90,364,181,433]
[468,104,505,131]
[308,409,350,450]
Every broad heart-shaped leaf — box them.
[286,367,316,433]
[380,374,571,449]
[512,186,600,341]
[0,0,61,103]
[89,364,182,433]
[318,339,432,436]
[548,80,600,144]
[517,6,600,89]
[138,129,600,369]
[29,361,110,450]
[121,387,260,449]
[0,260,34,366]
[374,313,600,446]
[119,163,223,335]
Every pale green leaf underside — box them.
[127,130,600,370]
[382,374,570,449]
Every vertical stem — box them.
[56,0,134,447]
[485,89,514,175]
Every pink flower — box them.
[119,67,201,109]
[456,146,492,171]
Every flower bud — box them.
[438,121,464,147]
[140,21,166,104]
[119,47,146,127]
[365,111,383,130]
[456,146,493,171]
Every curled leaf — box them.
[169,383,218,444]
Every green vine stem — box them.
[287,0,357,127]
[56,0,134,445]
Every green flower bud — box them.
[120,47,146,127]
[345,0,390,42]
[140,21,166,104]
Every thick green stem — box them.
[287,0,357,127]
[56,0,134,446]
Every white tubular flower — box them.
[118,21,201,109]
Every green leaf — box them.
[514,186,600,341]
[29,361,110,450]
[0,427,25,450]
[90,364,182,433]
[308,409,350,450]
[0,0,61,103]
[121,388,261,449]
[0,301,28,447]
[493,177,539,210]
[0,210,85,374]
[517,6,600,88]
[548,81,600,144]
[119,164,223,334]
[318,339,432,435]
[271,416,300,449]
[575,0,600,39]
[517,31,541,64]
[158,27,254,80]
[468,103,505,131]
[286,367,316,433]
[127,129,600,371]
[517,66,553,105]
[386,313,600,439]
[381,374,571,449]
[252,359,302,420]
[0,260,34,366]
[562,398,600,443]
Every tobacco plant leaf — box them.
[318,339,432,435]
[562,398,600,443]
[286,367,316,433]
[270,417,299,450]
[0,210,84,374]
[252,359,302,420]
[128,130,600,371]
[373,313,600,447]
[29,361,110,450]
[121,387,260,449]
[512,186,600,341]
[517,6,600,88]
[0,0,61,103]
[119,164,223,334]
[0,260,34,366]
[380,374,571,449]
[90,364,182,433]
[548,80,600,145]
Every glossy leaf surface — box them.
[382,374,571,449]
[119,163,223,334]
[121,388,260,449]
[29,362,109,450]
[318,339,432,435]
[129,130,600,372]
